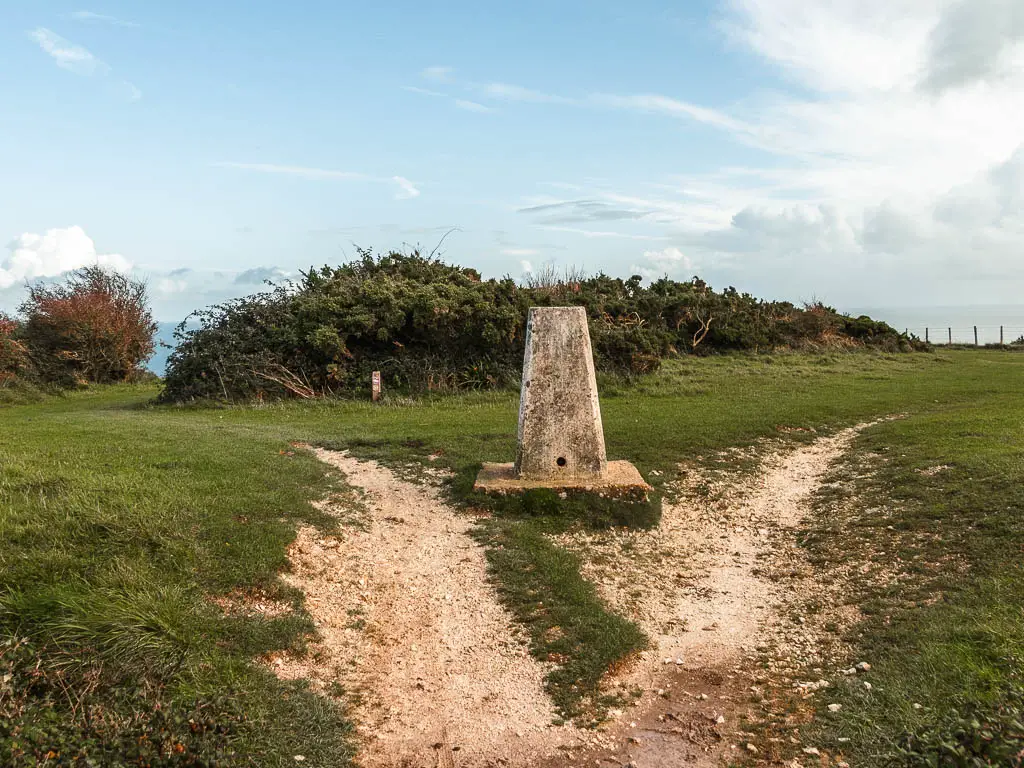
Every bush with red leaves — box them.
[0,314,32,384]
[19,266,157,386]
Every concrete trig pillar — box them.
[514,306,607,480]
[473,306,649,495]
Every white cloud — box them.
[539,225,670,241]
[422,65,454,82]
[404,85,494,113]
[29,28,108,76]
[155,277,189,295]
[589,93,753,134]
[403,85,445,97]
[216,162,425,200]
[921,0,1024,93]
[1,226,132,290]
[502,248,539,256]
[632,247,694,280]
[392,176,421,199]
[483,82,572,104]
[213,162,367,180]
[65,10,140,27]
[454,98,493,113]
[520,260,534,274]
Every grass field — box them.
[2,349,1023,764]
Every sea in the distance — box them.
[149,322,185,375]
[145,304,1024,375]
[844,304,1024,345]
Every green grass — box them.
[2,350,1024,762]
[799,386,1024,765]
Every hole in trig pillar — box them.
[556,457,567,467]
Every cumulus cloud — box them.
[1,226,132,290]
[921,0,1024,93]
[632,247,693,280]
[567,0,1024,300]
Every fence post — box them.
[948,327,952,345]
[1001,326,1004,345]
[371,370,381,402]
[925,327,929,343]
[974,326,978,347]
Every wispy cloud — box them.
[403,85,445,98]
[421,65,454,82]
[501,247,539,256]
[29,27,141,99]
[539,225,670,241]
[213,162,368,180]
[64,10,140,27]
[30,27,108,76]
[403,85,493,114]
[215,162,423,201]
[392,176,421,199]
[482,82,573,104]
[589,93,754,135]
[454,98,493,113]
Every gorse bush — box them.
[161,249,915,402]
[18,266,157,387]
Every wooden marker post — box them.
[371,371,381,402]
[974,326,979,347]
[1001,326,1004,346]
[925,327,929,343]
[948,327,952,345]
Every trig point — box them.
[474,306,650,494]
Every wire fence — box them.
[902,326,1024,346]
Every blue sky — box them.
[3,0,1024,320]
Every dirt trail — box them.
[276,426,870,767]
[550,424,872,767]
[276,450,583,768]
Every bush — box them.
[0,314,32,385]
[19,266,157,386]
[161,249,914,402]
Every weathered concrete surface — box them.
[474,460,651,494]
[514,306,607,481]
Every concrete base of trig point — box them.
[473,460,650,494]
[474,305,651,496]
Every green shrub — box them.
[161,249,913,402]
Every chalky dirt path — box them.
[276,427,872,767]
[548,424,873,767]
[275,450,584,768]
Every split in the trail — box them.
[279,426,876,767]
